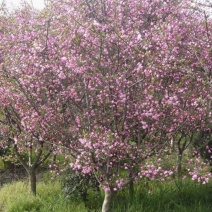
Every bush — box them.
[62,169,100,208]
[193,131,212,165]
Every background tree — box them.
[0,5,58,195]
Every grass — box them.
[0,178,212,212]
[112,179,212,212]
[0,180,86,212]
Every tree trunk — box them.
[129,181,134,200]
[28,168,37,195]
[177,153,182,177]
[170,139,174,154]
[102,189,115,212]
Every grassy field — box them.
[0,177,212,212]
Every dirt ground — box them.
[0,166,28,187]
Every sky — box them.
[0,0,211,14]
[1,0,211,9]
[0,0,46,10]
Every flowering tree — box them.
[0,6,60,195]
[0,0,211,211]
[49,0,211,211]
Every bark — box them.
[13,141,52,196]
[102,189,115,212]
[170,139,174,154]
[129,181,134,200]
[28,168,37,195]
[177,153,182,177]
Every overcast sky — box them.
[0,0,211,14]
[0,0,45,10]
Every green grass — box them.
[0,178,212,212]
[112,179,212,212]
[0,180,86,212]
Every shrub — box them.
[62,169,100,208]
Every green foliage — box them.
[193,131,212,165]
[62,169,100,208]
[0,158,5,170]
[1,146,29,169]
[42,170,52,183]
